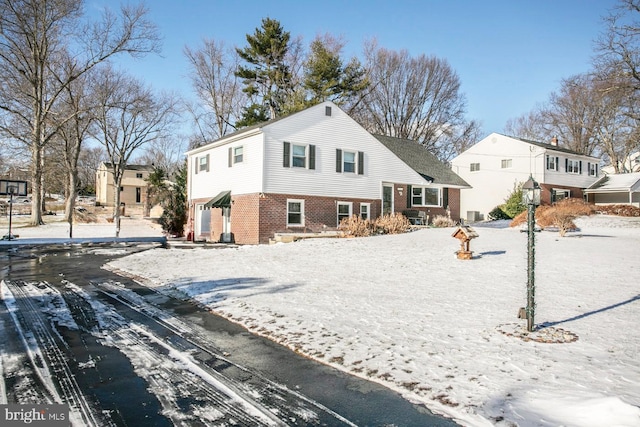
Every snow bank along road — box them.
[0,245,457,426]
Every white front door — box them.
[194,204,210,240]
[221,207,232,242]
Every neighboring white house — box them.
[584,172,640,207]
[186,101,469,244]
[451,133,601,221]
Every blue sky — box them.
[94,0,619,137]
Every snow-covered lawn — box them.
[103,216,639,425]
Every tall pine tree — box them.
[303,36,368,110]
[235,18,292,127]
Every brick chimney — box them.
[550,136,558,146]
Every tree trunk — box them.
[64,172,79,221]
[29,146,44,226]
[113,176,123,238]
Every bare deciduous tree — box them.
[0,0,160,225]
[540,74,602,155]
[91,66,180,237]
[184,38,245,146]
[53,69,94,224]
[353,42,478,161]
[136,135,187,178]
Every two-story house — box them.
[450,133,601,221]
[95,162,154,208]
[186,101,470,244]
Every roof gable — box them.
[373,134,470,187]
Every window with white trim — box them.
[343,151,356,173]
[546,155,558,171]
[198,155,209,172]
[470,162,480,172]
[360,203,370,220]
[283,142,315,169]
[336,149,364,174]
[411,187,440,206]
[566,159,581,174]
[292,144,306,167]
[588,162,598,177]
[287,199,304,226]
[337,202,352,225]
[136,173,143,178]
[233,146,243,164]
[552,189,570,203]
[501,159,512,169]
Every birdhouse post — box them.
[451,226,479,260]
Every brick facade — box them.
[188,187,461,245]
[539,184,584,205]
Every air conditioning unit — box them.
[467,211,480,222]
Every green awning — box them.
[204,191,231,208]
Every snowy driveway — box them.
[0,245,457,426]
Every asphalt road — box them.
[0,244,460,426]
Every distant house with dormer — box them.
[450,133,601,221]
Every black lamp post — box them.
[522,176,541,332]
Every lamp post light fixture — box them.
[522,176,541,332]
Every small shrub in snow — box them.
[339,215,373,237]
[510,198,596,236]
[374,213,411,234]
[432,215,456,228]
[596,204,640,217]
[488,206,511,221]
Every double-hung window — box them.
[588,162,598,177]
[233,146,243,164]
[360,203,370,220]
[546,155,559,171]
[197,154,210,173]
[336,149,364,174]
[283,142,315,169]
[292,144,306,167]
[566,159,581,174]
[501,159,512,169]
[470,163,480,172]
[337,202,352,225]
[343,151,356,173]
[287,200,304,226]
[228,146,244,166]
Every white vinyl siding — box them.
[263,102,426,199]
[188,132,264,200]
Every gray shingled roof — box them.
[372,134,470,188]
[103,163,155,171]
[504,134,598,158]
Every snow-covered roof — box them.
[585,172,640,193]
